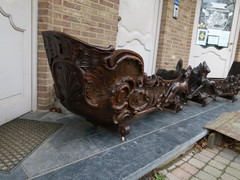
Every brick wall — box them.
[156,0,197,70]
[38,0,119,110]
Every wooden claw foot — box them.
[118,123,130,138]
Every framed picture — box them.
[196,28,208,46]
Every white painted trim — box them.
[151,1,163,74]
[31,0,38,111]
[0,6,25,32]
[228,3,240,71]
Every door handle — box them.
[229,42,234,45]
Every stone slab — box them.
[1,97,240,179]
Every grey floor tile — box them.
[9,96,240,180]
[56,138,100,162]
[22,145,69,177]
[20,111,49,120]
[0,166,28,180]
[48,119,103,146]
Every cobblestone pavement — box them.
[158,147,240,180]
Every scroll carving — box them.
[43,31,190,140]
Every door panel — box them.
[189,0,240,78]
[116,0,162,75]
[0,1,32,125]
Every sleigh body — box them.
[42,31,190,140]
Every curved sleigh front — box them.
[42,31,190,139]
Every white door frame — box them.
[228,3,240,71]
[31,0,38,111]
[188,0,240,77]
[116,0,163,75]
[151,1,163,74]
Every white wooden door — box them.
[116,0,163,75]
[189,0,240,78]
[0,1,32,125]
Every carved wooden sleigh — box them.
[157,60,240,106]
[42,31,192,140]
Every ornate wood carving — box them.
[157,60,240,106]
[187,61,240,105]
[42,31,191,140]
[186,61,215,106]
[156,59,184,80]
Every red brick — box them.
[39,9,49,16]
[90,3,105,11]
[39,2,52,8]
[108,0,119,4]
[63,1,81,10]
[82,31,97,38]
[99,0,113,8]
[90,0,98,3]
[53,12,62,19]
[89,27,104,33]
[98,23,111,29]
[63,28,80,35]
[53,19,71,27]
[91,15,106,23]
[89,39,103,45]
[82,19,98,26]
[54,0,62,5]
[63,15,80,23]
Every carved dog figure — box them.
[156,59,184,80]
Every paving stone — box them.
[175,160,184,166]
[215,146,223,151]
[182,155,191,162]
[166,173,181,180]
[214,155,231,165]
[225,167,240,178]
[203,165,222,178]
[188,158,206,169]
[190,177,200,180]
[194,153,211,163]
[208,160,226,170]
[205,147,220,155]
[219,151,236,161]
[180,163,198,175]
[168,164,176,171]
[159,169,168,175]
[188,151,196,157]
[195,171,216,180]
[0,166,28,180]
[234,156,240,163]
[222,148,238,157]
[201,149,216,158]
[221,173,238,180]
[229,162,240,171]
[172,168,192,180]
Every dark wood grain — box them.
[157,60,240,106]
[42,31,190,139]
